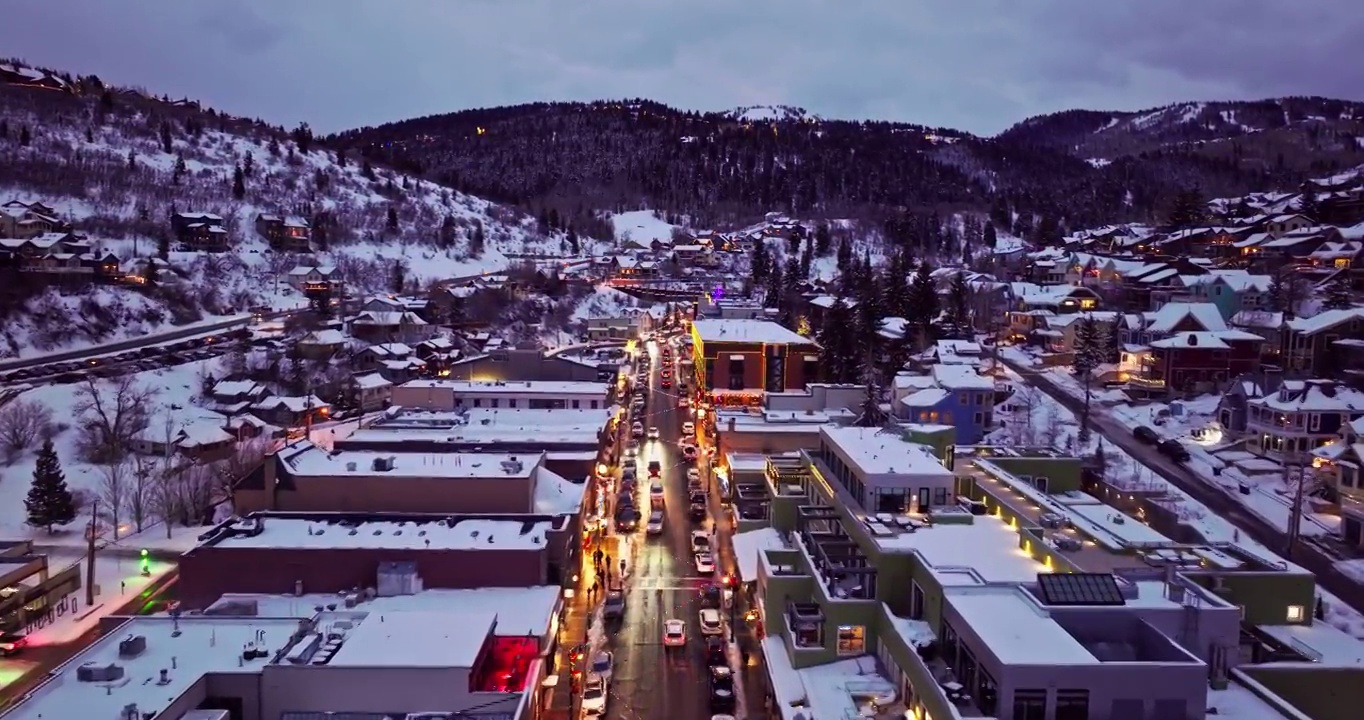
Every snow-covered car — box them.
[682,421,695,435]
[699,608,723,635]
[646,510,665,535]
[663,619,687,648]
[647,426,661,440]
[681,444,699,460]
[694,552,716,574]
[686,468,701,482]
[590,651,614,681]
[691,530,710,553]
[581,673,608,714]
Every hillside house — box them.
[208,380,269,415]
[129,408,235,461]
[0,200,67,238]
[351,373,393,411]
[0,234,121,286]
[1323,417,1364,548]
[355,342,427,383]
[1246,380,1364,463]
[250,395,330,428]
[171,212,229,251]
[414,337,459,372]
[1280,307,1364,385]
[287,265,342,297]
[348,309,433,345]
[1230,310,1286,365]
[893,365,995,444]
[295,329,349,360]
[1120,302,1263,397]
[255,214,311,251]
[1321,189,1364,226]
[1004,283,1101,340]
[1253,226,1342,270]
[1163,270,1273,320]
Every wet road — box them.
[603,338,721,720]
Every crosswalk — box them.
[629,577,705,591]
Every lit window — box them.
[836,625,865,655]
[1287,605,1305,622]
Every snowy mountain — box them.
[0,61,603,358]
[725,105,821,123]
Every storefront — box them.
[0,541,82,632]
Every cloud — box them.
[2,0,1360,136]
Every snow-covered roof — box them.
[946,586,1100,665]
[300,329,349,345]
[900,388,950,408]
[399,379,610,397]
[326,611,493,668]
[208,514,553,550]
[1251,381,1364,413]
[872,513,1047,582]
[356,408,610,446]
[1285,307,1364,335]
[1149,332,1230,349]
[253,395,330,413]
[931,364,993,390]
[691,318,814,345]
[354,373,392,390]
[534,466,586,515]
[819,426,951,477]
[279,443,539,480]
[732,527,788,583]
[1146,302,1228,334]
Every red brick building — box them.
[1139,330,1264,396]
[689,319,819,406]
[177,512,575,609]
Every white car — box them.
[581,673,607,714]
[631,423,644,438]
[590,651,614,681]
[650,481,665,498]
[691,530,710,553]
[699,608,723,635]
[623,444,638,461]
[663,619,687,647]
[646,510,665,535]
[695,552,716,574]
[686,468,701,483]
[647,426,661,440]
[682,421,695,435]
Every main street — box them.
[1004,357,1364,613]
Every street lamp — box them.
[139,549,151,577]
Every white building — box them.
[813,426,957,514]
[391,379,612,411]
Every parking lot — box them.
[0,328,252,388]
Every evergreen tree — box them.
[817,295,859,384]
[983,221,998,248]
[836,238,852,274]
[882,252,911,319]
[471,220,486,256]
[25,439,76,533]
[85,127,94,143]
[763,262,784,309]
[1166,187,1206,229]
[19,125,31,147]
[942,272,972,338]
[172,155,186,185]
[567,225,580,255]
[292,122,314,154]
[1072,316,1109,442]
[232,164,246,199]
[157,232,170,259]
[1268,267,1305,318]
[906,261,939,345]
[751,238,770,282]
[386,205,399,232]
[390,260,406,294]
[814,222,832,256]
[160,121,173,153]
[127,149,136,169]
[1298,184,1321,221]
[1323,276,1353,311]
[243,152,255,177]
[361,159,376,180]
[854,365,888,427]
[440,214,457,249]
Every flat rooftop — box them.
[762,640,899,720]
[398,379,610,395]
[692,318,814,345]
[947,586,1099,665]
[355,408,611,444]
[279,442,540,479]
[822,426,953,477]
[5,616,299,720]
[870,513,1048,584]
[325,610,497,668]
[199,515,556,551]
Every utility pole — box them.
[85,499,99,607]
[1286,461,1305,558]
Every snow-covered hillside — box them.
[0,67,611,357]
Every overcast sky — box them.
[3,0,1360,136]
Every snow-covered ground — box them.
[20,550,175,646]
[611,210,680,246]
[571,284,640,322]
[989,371,1364,639]
[0,356,226,547]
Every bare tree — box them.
[97,457,130,540]
[0,398,52,463]
[74,376,155,463]
[178,462,218,526]
[1006,384,1042,447]
[209,438,269,507]
[128,454,156,533]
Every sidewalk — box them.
[542,533,623,720]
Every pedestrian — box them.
[741,648,749,667]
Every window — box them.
[933,487,948,506]
[910,582,925,620]
[590,400,599,409]
[1310,414,1320,431]
[1287,604,1305,622]
[1012,689,1047,720]
[473,399,483,408]
[572,400,581,409]
[836,626,865,655]
[974,412,985,426]
[490,399,500,408]
[508,399,517,408]
[959,392,969,404]
[1056,689,1089,720]
[942,411,953,424]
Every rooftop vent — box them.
[76,662,124,682]
[372,456,395,472]
[346,462,357,472]
[118,634,147,658]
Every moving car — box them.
[682,421,695,435]
[705,636,727,666]
[688,478,704,494]
[0,630,26,657]
[681,444,699,461]
[689,503,707,522]
[695,552,716,574]
[1133,425,1160,444]
[647,426,661,440]
[631,422,645,439]
[689,491,707,506]
[661,378,672,389]
[581,673,608,715]
[623,443,638,461]
[691,530,711,553]
[663,619,687,648]
[646,510,665,535]
[648,460,662,476]
[603,588,627,619]
[699,608,723,635]
[650,481,665,498]
[686,468,701,482]
[615,507,640,532]
[1159,438,1191,462]
[590,651,615,681]
[709,666,737,712]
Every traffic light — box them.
[139,549,150,576]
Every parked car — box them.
[1133,426,1160,444]
[689,503,707,522]
[698,608,723,635]
[709,666,737,711]
[691,531,711,553]
[1159,438,1190,462]
[695,552,716,574]
[590,651,614,681]
[603,589,626,619]
[646,510,665,535]
[663,619,687,648]
[705,636,727,666]
[631,423,645,438]
[682,421,695,435]
[581,673,608,715]
[681,445,699,461]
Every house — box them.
[355,343,427,383]
[1121,303,1263,397]
[286,265,342,294]
[0,234,121,285]
[1245,380,1364,462]
[255,214,311,251]
[1253,226,1343,269]
[585,313,642,341]
[250,395,331,428]
[348,309,434,345]
[295,328,349,360]
[414,336,459,373]
[1004,283,1101,340]
[208,380,269,415]
[171,212,229,251]
[1215,374,1271,437]
[1280,307,1364,383]
[1229,310,1286,365]
[893,365,995,444]
[1265,214,1315,237]
[0,200,67,238]
[1167,270,1273,320]
[351,373,393,411]
[129,407,235,461]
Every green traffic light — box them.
[140,549,148,557]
